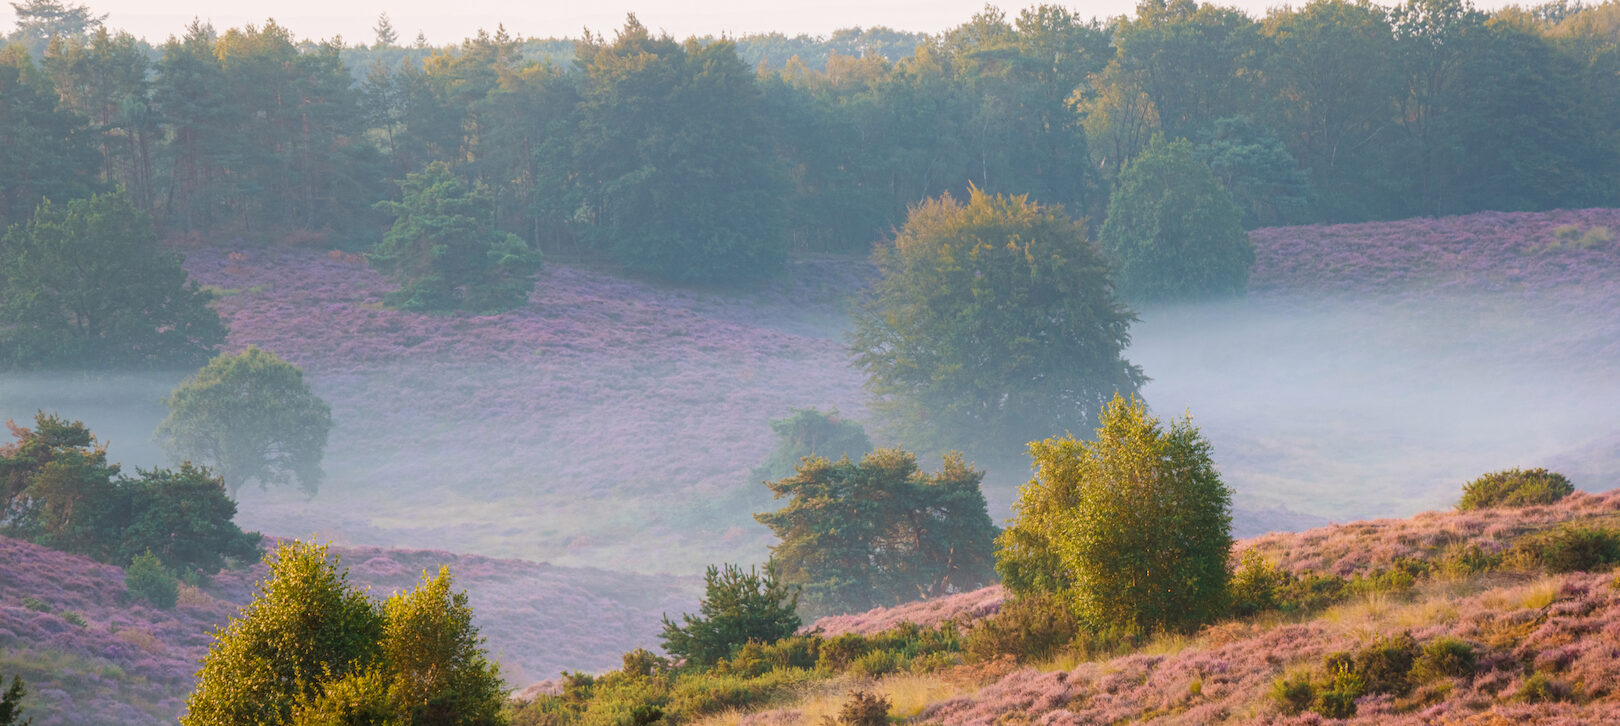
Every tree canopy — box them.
[659,562,801,667]
[155,346,333,497]
[756,448,999,618]
[851,188,1144,460]
[0,191,224,369]
[997,395,1233,634]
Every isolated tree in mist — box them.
[851,187,1144,460]
[156,346,332,497]
[0,191,224,369]
[371,161,541,313]
[660,562,801,667]
[751,408,873,483]
[997,394,1232,634]
[757,448,999,618]
[1098,135,1253,301]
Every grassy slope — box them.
[714,490,1620,725]
[0,536,696,726]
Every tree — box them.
[378,567,505,724]
[1,412,261,571]
[659,562,800,667]
[184,541,386,725]
[0,45,97,229]
[6,0,103,54]
[751,408,872,483]
[0,190,225,369]
[1097,135,1253,302]
[0,674,29,726]
[155,346,333,497]
[371,161,541,313]
[996,394,1233,634]
[373,12,399,48]
[851,187,1144,459]
[757,448,999,618]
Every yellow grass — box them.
[691,672,977,726]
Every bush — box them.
[1229,551,1288,617]
[18,598,47,614]
[997,395,1232,634]
[963,593,1080,663]
[1457,468,1574,510]
[1518,525,1620,573]
[1350,632,1420,696]
[827,690,890,726]
[1097,135,1253,302]
[1517,672,1571,703]
[1411,637,1477,682]
[1269,674,1313,716]
[125,551,179,609]
[752,409,872,484]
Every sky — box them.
[4,0,1528,46]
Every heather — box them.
[0,534,697,726]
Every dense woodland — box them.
[4,0,1620,280]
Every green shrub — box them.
[963,593,1080,663]
[125,551,179,610]
[1457,468,1574,510]
[660,562,800,667]
[826,690,890,726]
[1518,525,1620,573]
[1439,543,1502,577]
[61,611,86,628]
[1,674,30,726]
[1351,632,1420,696]
[1312,661,1363,719]
[1517,672,1571,703]
[1269,675,1313,715]
[817,633,870,672]
[1277,572,1347,613]
[19,598,48,614]
[1411,638,1476,682]
[1229,551,1288,617]
[848,650,903,678]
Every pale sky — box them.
[5,0,1529,45]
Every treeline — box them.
[4,0,1620,280]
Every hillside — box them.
[708,489,1620,725]
[0,536,696,726]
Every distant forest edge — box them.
[4,0,1619,275]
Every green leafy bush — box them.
[1411,638,1477,682]
[1516,525,1620,573]
[751,408,872,483]
[998,395,1232,634]
[963,593,1080,663]
[1229,551,1288,617]
[1269,674,1313,715]
[1517,672,1571,703]
[1457,468,1574,510]
[61,611,86,628]
[18,598,47,614]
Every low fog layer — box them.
[5,261,1616,576]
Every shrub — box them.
[126,551,180,610]
[60,611,85,628]
[1229,551,1288,617]
[1312,661,1363,720]
[998,395,1232,634]
[1517,672,1571,703]
[660,562,801,667]
[751,408,872,483]
[817,633,870,672]
[1351,632,1420,696]
[1269,674,1314,716]
[827,690,890,726]
[1457,468,1574,510]
[847,649,903,678]
[1518,525,1620,573]
[963,593,1080,663]
[18,598,47,614]
[1098,135,1253,301]
[0,674,29,726]
[1411,638,1477,682]
[1439,542,1502,577]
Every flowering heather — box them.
[810,586,1006,637]
[0,534,696,726]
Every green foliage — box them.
[184,541,385,725]
[851,188,1144,460]
[1517,672,1571,703]
[1268,674,1313,716]
[156,346,333,497]
[0,45,97,230]
[0,674,30,726]
[757,448,999,618]
[1098,135,1253,302]
[1516,524,1620,573]
[1457,467,1575,510]
[826,691,889,726]
[751,409,872,484]
[1228,551,1289,617]
[18,599,47,614]
[380,567,506,725]
[125,550,179,610]
[1279,632,1429,718]
[0,191,225,369]
[60,611,85,628]
[1,412,260,572]
[963,592,1080,664]
[370,161,541,313]
[185,541,505,726]
[1192,116,1310,228]
[1411,637,1477,682]
[572,18,788,282]
[997,395,1232,634]
[660,562,801,668]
